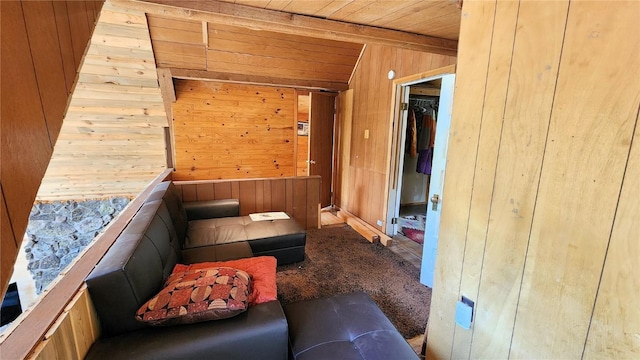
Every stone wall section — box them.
[25,198,130,293]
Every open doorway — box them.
[386,71,456,287]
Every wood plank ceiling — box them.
[147,14,364,91]
[131,0,461,91]
[218,0,461,41]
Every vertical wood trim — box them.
[469,1,569,357]
[307,177,320,229]
[285,178,294,215]
[426,1,496,358]
[262,180,272,212]
[510,1,640,357]
[292,178,307,228]
[196,183,214,200]
[271,179,286,211]
[231,181,240,202]
[214,182,232,199]
[255,180,264,213]
[238,181,256,215]
[181,184,197,201]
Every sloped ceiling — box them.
[113,0,460,91]
[36,0,462,200]
[217,0,461,41]
[147,14,364,91]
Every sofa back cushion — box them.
[86,199,180,337]
[146,181,188,242]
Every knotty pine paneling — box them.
[426,0,640,359]
[172,80,297,180]
[0,0,102,296]
[340,43,455,229]
[174,176,320,230]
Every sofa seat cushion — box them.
[136,267,251,326]
[283,292,419,360]
[186,216,304,247]
[185,216,306,265]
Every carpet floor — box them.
[276,225,431,339]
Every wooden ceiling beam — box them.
[169,68,349,91]
[112,0,458,55]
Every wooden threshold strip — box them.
[0,169,172,359]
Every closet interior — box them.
[397,79,441,247]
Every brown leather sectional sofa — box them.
[84,181,418,359]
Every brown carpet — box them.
[276,225,431,338]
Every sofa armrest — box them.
[184,199,240,220]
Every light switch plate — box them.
[364,129,370,139]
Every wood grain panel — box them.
[340,43,455,230]
[334,89,353,210]
[174,176,320,229]
[452,0,520,357]
[510,1,640,357]
[172,80,296,180]
[468,1,568,358]
[52,1,77,93]
[0,187,17,296]
[425,1,494,357]
[584,110,639,358]
[1,1,54,294]
[38,2,168,201]
[214,0,461,41]
[292,178,307,228]
[67,1,93,67]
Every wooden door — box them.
[420,74,455,287]
[309,92,336,208]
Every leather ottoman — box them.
[283,292,419,360]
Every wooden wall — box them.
[0,0,102,296]
[37,1,168,200]
[173,176,320,230]
[31,287,101,360]
[172,80,297,180]
[336,44,455,229]
[427,0,640,358]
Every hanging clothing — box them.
[408,109,418,158]
[416,109,436,175]
[416,148,433,175]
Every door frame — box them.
[384,65,456,235]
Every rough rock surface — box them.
[25,198,130,293]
